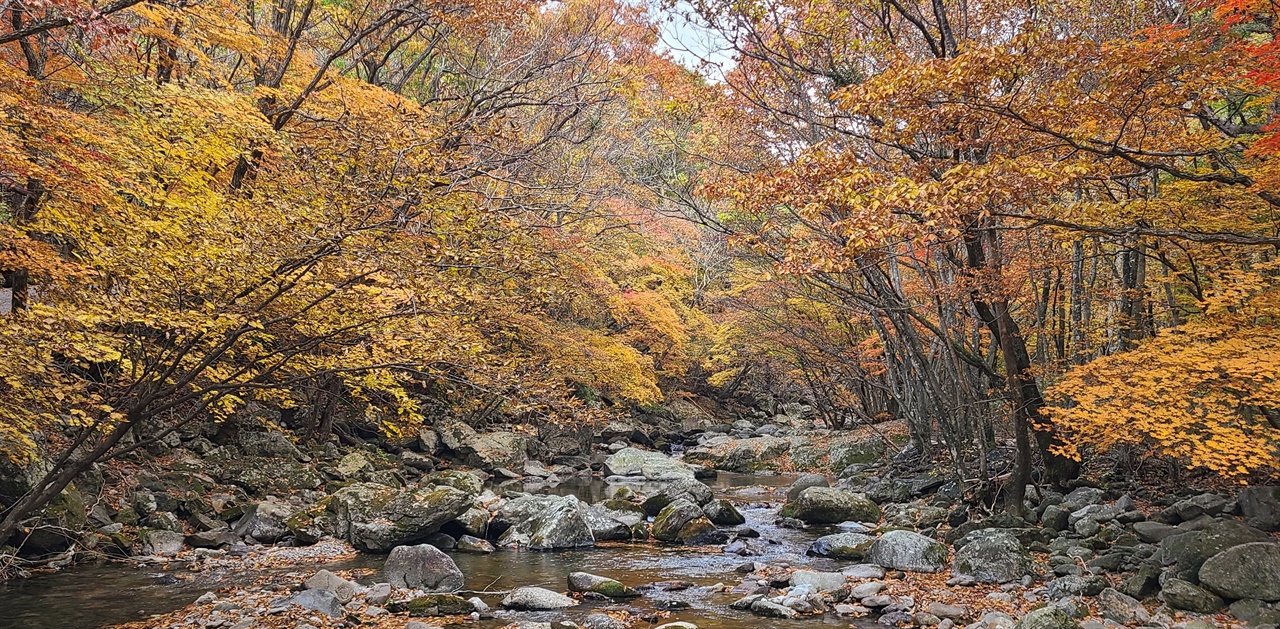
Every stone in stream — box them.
[702,499,746,526]
[808,532,874,559]
[786,473,830,501]
[501,586,579,610]
[750,597,799,618]
[383,544,464,591]
[640,478,714,515]
[1198,542,1280,601]
[582,613,628,629]
[951,529,1031,583]
[455,534,494,553]
[865,530,949,573]
[652,499,723,545]
[389,594,476,617]
[567,571,640,597]
[603,447,695,480]
[779,486,881,524]
[494,494,594,550]
[581,505,632,541]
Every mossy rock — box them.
[388,594,475,616]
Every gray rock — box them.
[865,530,948,573]
[1162,519,1265,581]
[1238,486,1280,532]
[139,529,185,556]
[603,447,694,480]
[750,598,798,618]
[1119,564,1161,599]
[842,563,887,579]
[703,499,746,526]
[456,534,494,553]
[383,544,464,592]
[1041,505,1069,532]
[1013,606,1080,629]
[581,505,632,541]
[652,498,718,544]
[501,586,578,610]
[927,602,967,620]
[366,582,391,605]
[952,529,1030,583]
[788,570,846,592]
[809,532,875,559]
[1132,521,1180,543]
[1061,487,1106,512]
[1198,542,1280,602]
[568,572,638,597]
[640,478,715,514]
[582,613,628,629]
[495,494,594,550]
[286,482,474,552]
[1161,578,1224,613]
[276,589,344,618]
[851,581,884,598]
[305,569,358,603]
[780,487,881,524]
[1045,575,1107,599]
[1174,494,1227,521]
[787,474,830,502]
[1096,588,1149,624]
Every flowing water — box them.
[0,472,872,629]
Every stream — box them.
[0,472,871,629]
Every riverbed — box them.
[0,472,877,629]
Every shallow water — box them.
[0,472,871,629]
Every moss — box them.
[389,594,475,617]
[593,580,640,598]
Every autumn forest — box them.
[1,0,1279,627]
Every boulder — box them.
[786,474,830,502]
[567,572,639,597]
[640,478,714,515]
[1161,519,1264,581]
[1238,486,1280,532]
[1162,578,1224,613]
[603,447,694,480]
[780,487,881,524]
[1045,575,1107,599]
[788,570,846,593]
[1132,521,1179,543]
[233,500,297,543]
[703,499,746,526]
[684,436,790,473]
[274,589,344,618]
[286,482,474,552]
[139,529,185,556]
[495,494,594,550]
[462,431,527,470]
[423,470,484,496]
[652,498,720,544]
[808,532,875,559]
[305,569,358,603]
[384,544,464,591]
[581,506,632,541]
[1198,542,1280,602]
[865,530,948,573]
[501,586,579,610]
[1060,487,1105,512]
[952,529,1030,583]
[455,534,494,554]
[1096,587,1150,624]
[1013,606,1080,629]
